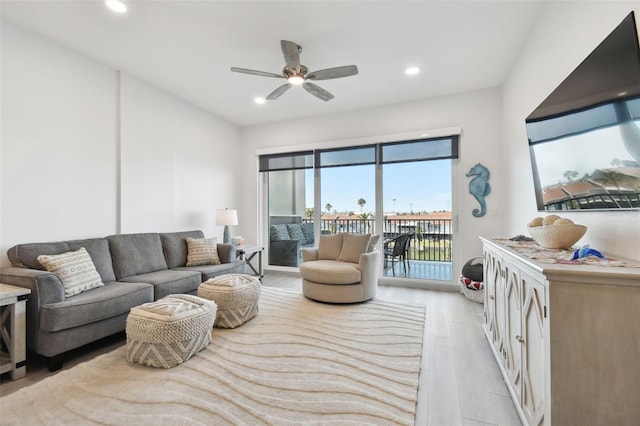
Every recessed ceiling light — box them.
[405,66,421,76]
[254,97,266,104]
[105,0,127,14]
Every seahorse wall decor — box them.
[466,163,491,217]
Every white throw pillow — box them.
[186,237,220,266]
[338,233,371,263]
[367,234,381,252]
[38,247,104,297]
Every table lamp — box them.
[216,208,238,244]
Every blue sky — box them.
[306,160,452,214]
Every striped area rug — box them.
[1,287,426,425]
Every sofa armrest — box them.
[0,266,67,351]
[216,243,236,264]
[358,250,380,287]
[301,247,319,262]
[0,266,65,305]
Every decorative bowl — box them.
[527,224,587,250]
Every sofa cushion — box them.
[286,224,306,245]
[367,234,381,252]
[174,260,246,281]
[107,233,168,279]
[160,230,205,268]
[270,224,290,241]
[338,233,371,263]
[318,233,344,260]
[299,260,361,285]
[186,237,220,266]
[40,281,153,333]
[67,238,116,282]
[300,223,314,244]
[119,270,202,300]
[7,242,71,270]
[37,248,104,297]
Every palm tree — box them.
[563,170,579,182]
[357,198,366,212]
[325,203,332,214]
[305,208,314,220]
[358,211,371,232]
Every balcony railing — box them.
[305,217,452,262]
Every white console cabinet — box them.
[481,237,640,426]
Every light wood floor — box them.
[0,272,521,426]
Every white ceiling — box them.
[0,0,543,127]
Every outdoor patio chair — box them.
[383,232,413,276]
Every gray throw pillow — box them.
[270,224,290,241]
[286,224,306,245]
[300,223,314,244]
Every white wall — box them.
[120,74,240,234]
[502,2,640,261]
[1,22,118,263]
[239,88,504,273]
[0,22,241,266]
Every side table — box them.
[1,283,31,380]
[237,245,264,280]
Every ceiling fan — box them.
[230,40,358,102]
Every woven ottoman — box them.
[197,274,261,328]
[126,294,217,368]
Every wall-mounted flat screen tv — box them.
[526,11,640,211]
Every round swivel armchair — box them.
[299,233,380,303]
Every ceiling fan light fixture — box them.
[105,0,127,13]
[231,40,356,101]
[287,75,305,86]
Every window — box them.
[259,134,459,283]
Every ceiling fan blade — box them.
[307,65,359,80]
[230,67,284,78]
[302,82,334,101]
[281,40,301,72]
[266,83,292,100]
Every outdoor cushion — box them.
[300,223,314,244]
[286,224,306,245]
[270,224,290,241]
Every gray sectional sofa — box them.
[0,230,245,371]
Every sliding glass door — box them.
[260,135,458,283]
[260,152,313,268]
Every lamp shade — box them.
[216,209,238,226]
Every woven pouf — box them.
[197,274,261,328]
[126,294,217,368]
